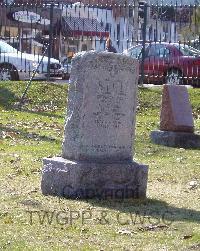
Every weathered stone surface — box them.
[150,130,200,149]
[41,51,148,199]
[62,51,139,162]
[160,85,194,133]
[41,157,148,199]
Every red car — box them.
[124,42,200,86]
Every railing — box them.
[0,1,199,86]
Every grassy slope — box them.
[0,82,199,251]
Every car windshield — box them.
[0,41,17,53]
[126,45,143,59]
[176,44,200,56]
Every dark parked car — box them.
[124,42,200,86]
[61,57,72,80]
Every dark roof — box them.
[62,16,109,37]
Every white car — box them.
[0,40,62,81]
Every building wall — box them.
[62,3,133,54]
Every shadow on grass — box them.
[0,87,65,119]
[22,109,65,120]
[86,198,200,224]
[0,125,61,144]
[0,87,19,109]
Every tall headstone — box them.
[151,84,200,148]
[41,51,148,199]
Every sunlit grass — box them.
[0,82,199,250]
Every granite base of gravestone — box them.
[41,51,148,199]
[150,84,200,149]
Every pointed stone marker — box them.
[151,84,200,148]
[41,51,148,199]
[160,85,194,133]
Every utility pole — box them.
[133,0,139,45]
[47,3,54,81]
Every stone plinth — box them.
[41,51,148,199]
[42,157,148,199]
[151,130,200,149]
[160,85,194,133]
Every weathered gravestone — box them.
[41,51,148,199]
[151,84,200,148]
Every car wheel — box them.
[0,65,19,81]
[166,69,183,85]
[62,73,70,80]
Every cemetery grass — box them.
[0,81,200,251]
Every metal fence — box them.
[0,1,200,86]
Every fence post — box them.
[140,3,147,85]
[47,3,54,81]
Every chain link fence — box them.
[0,1,199,85]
